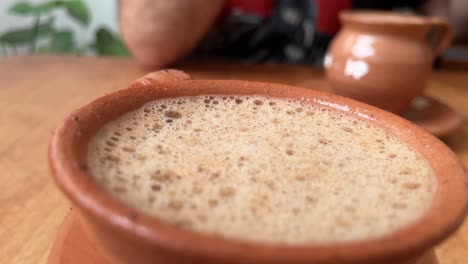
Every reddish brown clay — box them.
[47,210,439,264]
[400,95,463,137]
[49,70,467,264]
[325,11,453,113]
[48,209,108,264]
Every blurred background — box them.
[0,0,128,57]
[1,0,467,65]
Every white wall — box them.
[0,0,119,52]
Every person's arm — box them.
[119,0,225,68]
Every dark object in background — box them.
[194,0,320,66]
[193,0,429,67]
[351,0,425,10]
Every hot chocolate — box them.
[86,95,435,244]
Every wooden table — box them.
[0,55,466,263]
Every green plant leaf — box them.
[0,18,55,44]
[36,1,64,13]
[49,30,75,53]
[9,1,64,15]
[95,27,130,57]
[0,29,34,44]
[65,0,90,26]
[9,2,35,15]
[37,17,55,35]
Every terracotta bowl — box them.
[49,70,467,264]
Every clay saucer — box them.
[47,209,439,264]
[297,80,462,137]
[400,95,463,137]
[48,209,109,264]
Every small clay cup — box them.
[49,70,467,264]
[325,11,453,113]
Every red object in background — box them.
[221,0,351,36]
[221,0,274,19]
[316,0,352,35]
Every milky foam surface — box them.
[87,95,435,244]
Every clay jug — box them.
[325,11,452,113]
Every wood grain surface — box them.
[0,55,466,263]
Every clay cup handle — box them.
[427,17,453,56]
[139,70,192,84]
[126,70,192,91]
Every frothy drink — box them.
[87,95,435,244]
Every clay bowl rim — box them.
[340,10,433,27]
[49,70,467,263]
